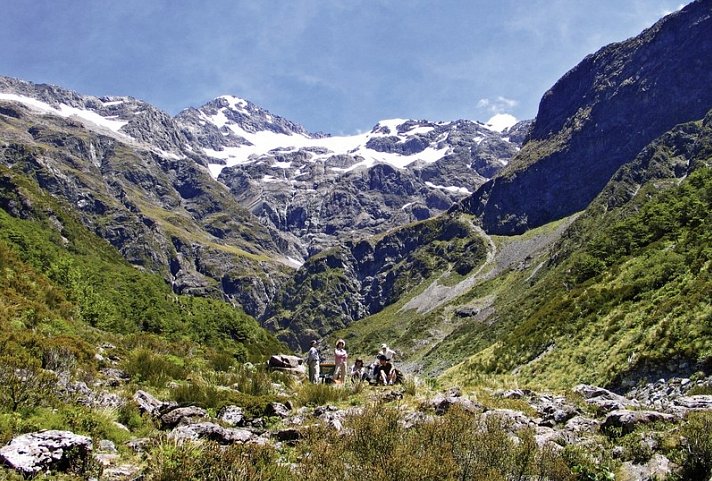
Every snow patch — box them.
[0,93,128,133]
[484,113,517,132]
[425,181,471,195]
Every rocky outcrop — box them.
[460,0,712,234]
[0,430,92,476]
[168,422,256,444]
[264,213,486,348]
[0,83,300,319]
[602,410,676,434]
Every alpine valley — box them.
[1,1,711,480]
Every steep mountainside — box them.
[263,214,488,348]
[460,0,712,235]
[325,109,711,389]
[0,79,299,318]
[0,161,283,355]
[178,97,527,252]
[448,111,712,389]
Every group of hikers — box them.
[305,339,402,385]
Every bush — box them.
[295,405,573,481]
[0,353,57,412]
[122,349,186,387]
[675,411,712,480]
[144,437,291,481]
[295,383,350,407]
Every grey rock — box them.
[101,464,141,481]
[160,406,208,428]
[564,416,600,434]
[619,454,672,481]
[0,430,92,476]
[268,355,303,369]
[133,390,177,417]
[535,395,580,426]
[273,428,302,443]
[482,409,535,431]
[98,439,117,453]
[264,402,291,418]
[94,452,120,467]
[602,410,676,434]
[125,438,151,454]
[674,395,712,410]
[217,405,245,427]
[430,395,483,415]
[168,422,254,444]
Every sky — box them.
[0,0,687,135]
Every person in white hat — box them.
[380,343,397,361]
[333,339,348,384]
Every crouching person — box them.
[374,354,398,385]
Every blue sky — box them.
[0,0,686,134]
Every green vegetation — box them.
[451,165,712,389]
[273,213,487,349]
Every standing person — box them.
[307,340,321,383]
[333,339,348,384]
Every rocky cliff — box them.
[0,80,300,318]
[460,0,712,234]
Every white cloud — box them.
[477,96,519,114]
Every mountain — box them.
[273,1,712,379]
[0,74,523,324]
[178,97,527,253]
[0,77,300,318]
[459,0,712,235]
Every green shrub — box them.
[0,353,57,412]
[122,349,186,387]
[295,405,572,481]
[295,383,350,407]
[144,437,291,481]
[674,411,712,481]
[171,379,228,410]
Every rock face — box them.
[179,95,527,253]
[460,1,712,234]
[264,213,487,348]
[168,422,255,444]
[0,77,300,319]
[0,430,92,476]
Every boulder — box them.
[133,390,177,417]
[619,454,673,481]
[602,410,676,434]
[264,402,291,418]
[217,405,245,426]
[274,428,303,443]
[564,416,600,434]
[535,395,580,426]
[160,406,208,428]
[168,422,254,444]
[674,395,712,410]
[102,464,142,481]
[268,355,303,370]
[573,384,638,413]
[483,409,535,431]
[0,430,92,476]
[430,395,483,415]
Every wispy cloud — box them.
[477,96,519,114]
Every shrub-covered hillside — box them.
[449,120,712,389]
[0,163,283,361]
